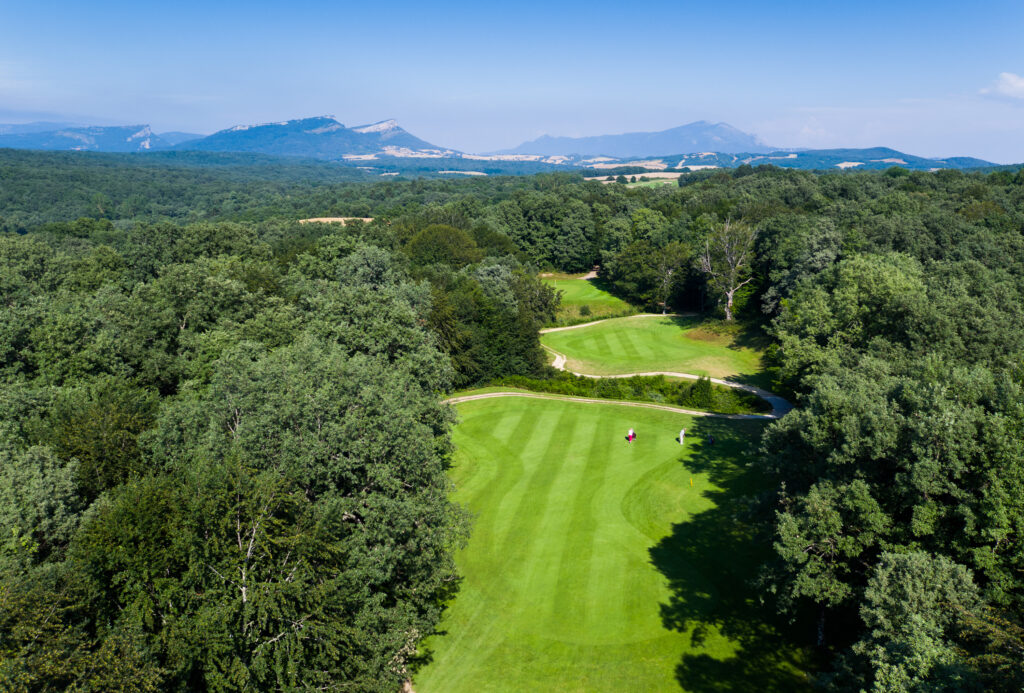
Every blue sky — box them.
[1,0,1023,161]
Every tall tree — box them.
[699,219,758,321]
[654,241,691,314]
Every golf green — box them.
[413,397,808,692]
[543,277,637,324]
[541,315,765,383]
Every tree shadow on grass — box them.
[652,417,813,691]
[667,314,703,330]
[586,275,620,297]
[662,315,776,392]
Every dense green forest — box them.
[2,150,1023,690]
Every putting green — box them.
[414,397,808,692]
[541,315,765,383]
[543,277,637,325]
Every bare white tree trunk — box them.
[699,220,758,321]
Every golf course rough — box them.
[414,396,808,692]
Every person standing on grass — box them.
[626,428,635,442]
[679,428,685,445]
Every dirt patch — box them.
[298,217,374,225]
[684,327,734,344]
[585,172,681,181]
[588,159,668,170]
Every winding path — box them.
[447,314,793,420]
[444,390,780,420]
[538,312,692,334]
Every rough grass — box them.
[541,315,768,387]
[413,397,810,692]
[543,277,638,326]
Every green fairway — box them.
[542,315,766,384]
[414,397,808,692]
[543,276,637,325]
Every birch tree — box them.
[699,220,758,321]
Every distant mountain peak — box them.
[172,116,448,159]
[501,121,769,157]
[352,119,400,134]
[225,116,341,133]
[127,125,153,141]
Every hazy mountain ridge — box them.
[656,147,996,172]
[0,124,169,151]
[500,121,769,157]
[0,121,84,135]
[0,117,449,158]
[0,118,1005,172]
[173,116,452,158]
[158,131,204,146]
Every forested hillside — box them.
[2,154,1023,690]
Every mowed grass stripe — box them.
[550,410,606,638]
[449,406,526,504]
[427,400,575,690]
[521,405,589,636]
[490,405,560,570]
[489,403,574,589]
[427,408,533,686]
[612,324,642,363]
[586,331,614,371]
[452,406,530,544]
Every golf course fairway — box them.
[542,275,636,324]
[413,396,809,692]
[541,314,765,383]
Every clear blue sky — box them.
[2,0,1023,161]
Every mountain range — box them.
[0,124,175,152]
[0,117,447,156]
[173,116,452,158]
[0,117,1007,171]
[499,121,768,157]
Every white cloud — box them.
[981,72,1024,100]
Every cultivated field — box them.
[414,397,807,691]
[540,314,766,385]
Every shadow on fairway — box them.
[667,314,702,330]
[585,275,619,295]
[723,323,776,391]
[650,417,812,691]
